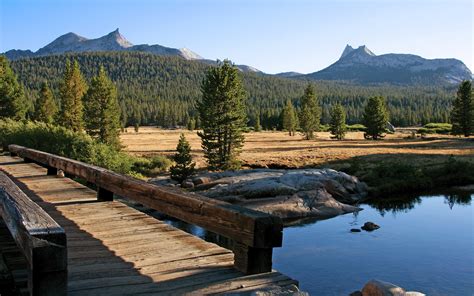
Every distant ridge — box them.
[4,28,202,61]
[2,29,265,73]
[305,44,472,85]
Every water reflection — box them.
[157,192,472,245]
[444,192,472,209]
[367,193,472,215]
[367,196,423,216]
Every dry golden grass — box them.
[120,127,474,169]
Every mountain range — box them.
[3,29,472,85]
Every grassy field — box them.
[121,127,474,195]
[121,127,474,169]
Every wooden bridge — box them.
[0,145,298,295]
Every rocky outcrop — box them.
[351,279,426,296]
[152,169,368,221]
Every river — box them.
[162,192,473,295]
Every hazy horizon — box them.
[1,0,472,74]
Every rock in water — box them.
[351,228,362,233]
[358,279,426,296]
[181,180,194,188]
[361,222,380,231]
[150,168,368,220]
[361,279,405,296]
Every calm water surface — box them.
[164,193,473,296]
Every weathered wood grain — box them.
[0,171,67,295]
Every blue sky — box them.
[0,0,472,74]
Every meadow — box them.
[121,127,474,169]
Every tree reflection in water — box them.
[444,192,472,209]
[367,192,472,215]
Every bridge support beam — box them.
[47,166,58,176]
[233,242,273,275]
[97,187,114,201]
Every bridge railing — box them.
[8,144,283,274]
[0,171,67,296]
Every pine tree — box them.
[329,103,346,140]
[33,82,57,124]
[83,66,121,147]
[0,56,27,120]
[254,116,262,132]
[58,60,87,132]
[187,118,196,131]
[282,99,298,136]
[170,133,196,183]
[197,60,247,170]
[363,96,389,140]
[299,84,320,140]
[451,80,473,137]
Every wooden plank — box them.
[182,272,296,295]
[0,171,67,295]
[68,267,241,295]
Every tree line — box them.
[7,51,459,128]
[1,55,121,148]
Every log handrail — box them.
[8,144,283,274]
[0,171,67,296]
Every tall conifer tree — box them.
[34,82,57,124]
[329,103,346,140]
[58,59,87,132]
[299,84,321,140]
[282,99,298,136]
[84,66,121,147]
[451,80,473,137]
[0,56,27,120]
[197,60,247,170]
[363,96,389,140]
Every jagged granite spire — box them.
[340,44,355,59]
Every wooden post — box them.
[10,151,17,157]
[46,167,58,176]
[233,242,273,274]
[97,187,114,201]
[30,240,68,296]
[24,157,33,163]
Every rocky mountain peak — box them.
[103,28,133,48]
[339,44,375,60]
[356,45,375,56]
[340,44,355,59]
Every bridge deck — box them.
[0,155,297,295]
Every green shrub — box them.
[0,119,134,174]
[346,124,366,131]
[417,123,452,134]
[319,124,330,132]
[131,155,172,176]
